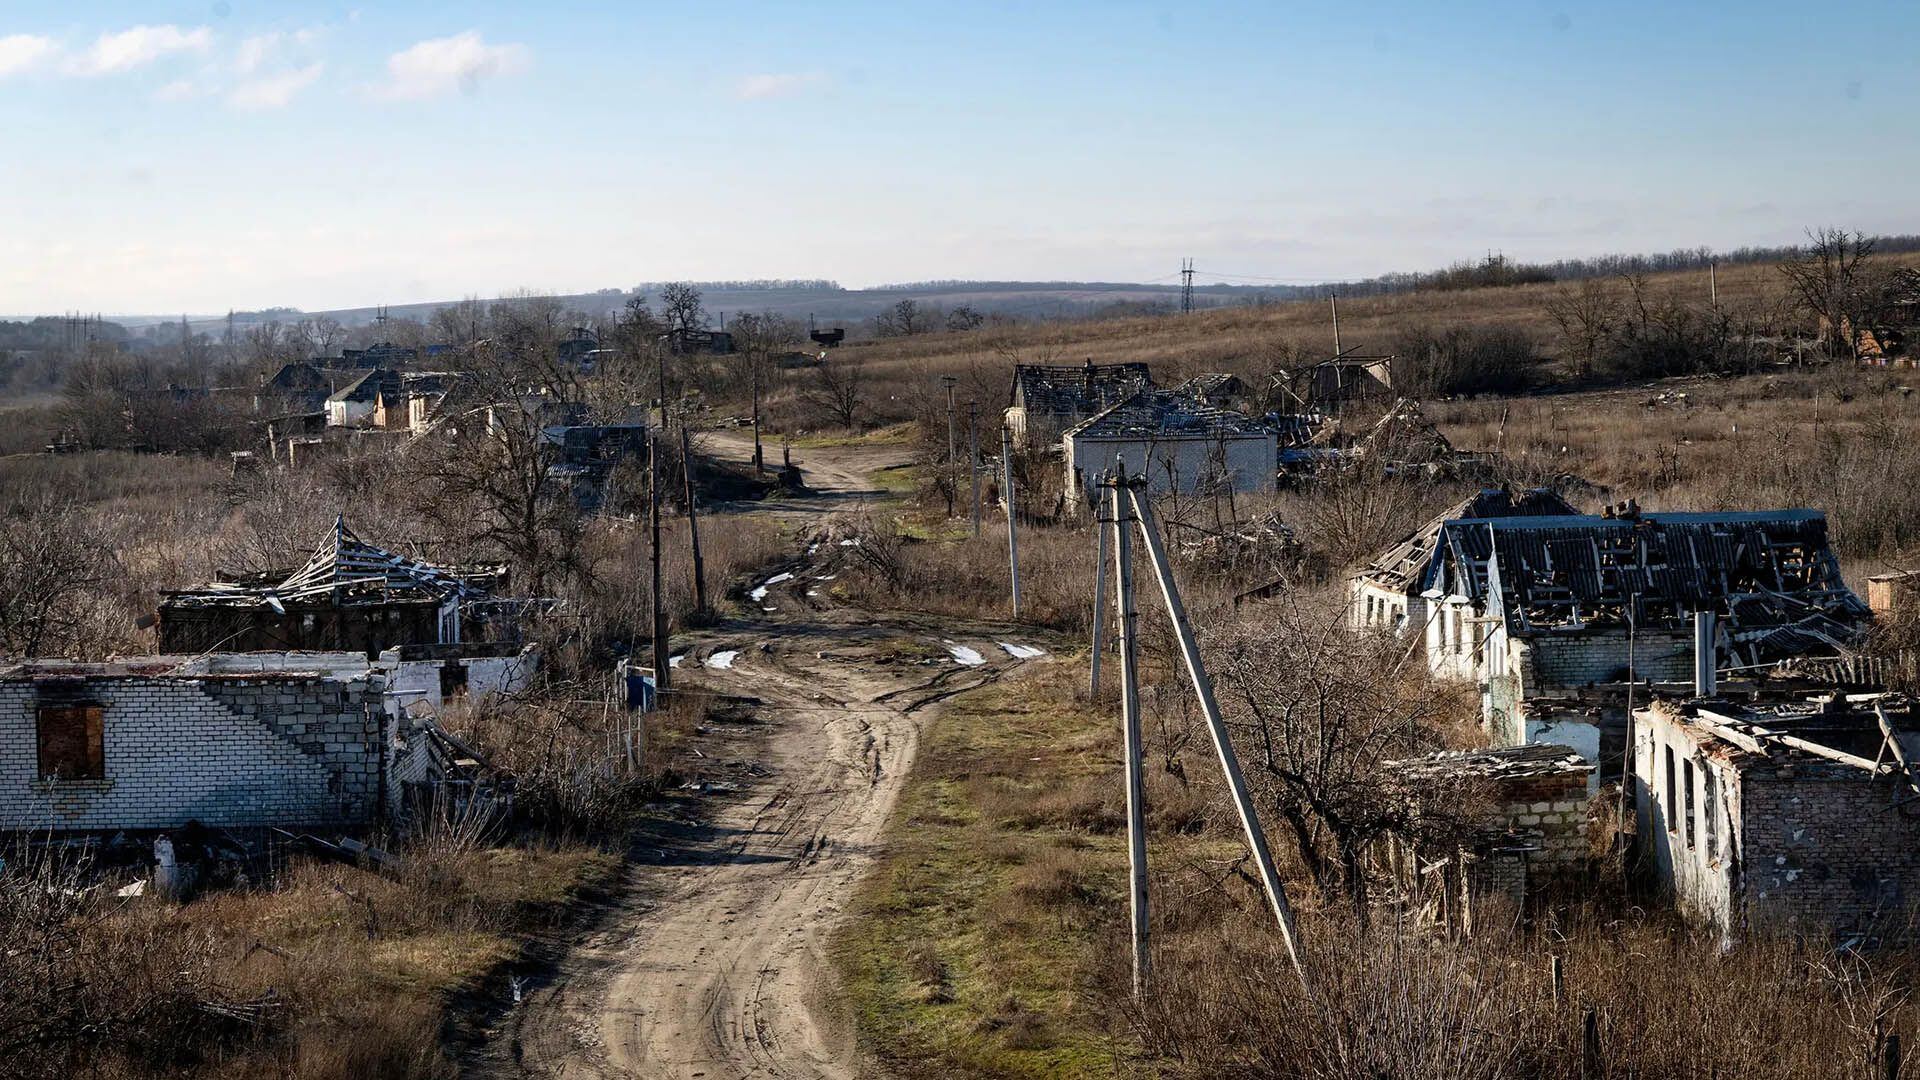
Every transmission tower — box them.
[1180,258,1195,314]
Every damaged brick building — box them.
[1406,505,1870,775]
[1635,691,1920,938]
[0,648,527,835]
[156,517,518,655]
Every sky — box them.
[1,1,1915,315]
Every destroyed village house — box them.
[325,367,397,428]
[1384,743,1594,921]
[1423,506,1870,774]
[1278,354,1394,410]
[1005,360,1154,450]
[0,649,525,835]
[156,517,516,656]
[1062,388,1277,505]
[1352,487,1580,638]
[2,657,390,833]
[1635,691,1920,939]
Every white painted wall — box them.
[1064,431,1276,503]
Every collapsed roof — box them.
[162,516,503,612]
[1358,487,1581,593]
[1430,509,1871,657]
[1066,388,1274,441]
[1011,361,1154,415]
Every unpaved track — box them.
[466,433,1044,1079]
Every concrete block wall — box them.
[1496,773,1591,873]
[1527,629,1692,691]
[0,675,383,832]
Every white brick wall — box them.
[0,675,385,832]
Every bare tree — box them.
[1543,278,1619,380]
[0,496,121,657]
[1779,227,1889,359]
[800,356,869,430]
[876,298,925,337]
[660,282,707,333]
[1209,590,1476,923]
[945,304,984,332]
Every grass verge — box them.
[832,659,1153,1079]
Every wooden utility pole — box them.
[1108,466,1150,1000]
[1003,427,1021,616]
[1125,481,1307,986]
[1709,260,1719,308]
[680,424,708,615]
[942,375,958,517]
[968,401,981,537]
[750,352,764,475]
[1330,289,1342,356]
[649,431,670,693]
[1090,489,1109,697]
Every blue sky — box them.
[2,1,1914,314]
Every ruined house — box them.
[255,361,339,414]
[1004,360,1155,450]
[1062,388,1277,505]
[1385,742,1593,921]
[325,368,398,427]
[1277,355,1394,410]
[1421,506,1870,774]
[336,341,419,368]
[1634,690,1920,938]
[1173,372,1251,410]
[0,649,524,835]
[1351,487,1580,639]
[2,658,391,833]
[659,327,734,355]
[156,517,514,656]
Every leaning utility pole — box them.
[1330,289,1342,356]
[1002,427,1021,616]
[680,424,708,615]
[968,401,981,537]
[942,375,958,517]
[649,431,670,693]
[1125,480,1308,986]
[1107,465,1149,999]
[1098,486,1113,691]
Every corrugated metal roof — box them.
[1432,510,1870,654]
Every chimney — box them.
[1693,610,1717,697]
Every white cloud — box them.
[375,30,527,100]
[234,28,322,75]
[734,71,825,101]
[71,24,211,76]
[154,78,201,102]
[229,62,323,110]
[0,34,59,77]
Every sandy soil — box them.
[462,429,1047,1079]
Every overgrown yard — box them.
[3,838,617,1080]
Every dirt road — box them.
[466,433,1048,1079]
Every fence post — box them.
[1580,1007,1601,1080]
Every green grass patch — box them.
[833,664,1157,1078]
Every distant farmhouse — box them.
[1063,388,1277,504]
[1005,361,1154,450]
